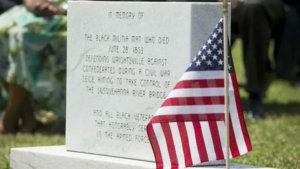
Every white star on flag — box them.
[218,59,223,65]
[207,60,212,66]
[217,27,223,33]
[218,38,223,44]
[207,49,212,55]
[218,49,223,55]
[207,38,212,44]
[213,54,218,60]
[212,33,217,39]
[212,44,217,49]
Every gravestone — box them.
[10,1,271,169]
[66,1,229,161]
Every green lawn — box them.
[1,40,300,169]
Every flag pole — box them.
[223,0,230,169]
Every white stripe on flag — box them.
[229,92,248,155]
[155,105,225,116]
[185,122,200,165]
[167,88,225,99]
[217,121,233,158]
[153,123,171,169]
[180,71,225,81]
[201,122,217,161]
[169,122,185,168]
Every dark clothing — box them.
[0,0,22,14]
[237,0,300,98]
[282,0,299,5]
[275,4,300,80]
[239,0,285,97]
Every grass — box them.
[0,134,64,169]
[1,40,300,169]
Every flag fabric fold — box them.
[146,18,252,169]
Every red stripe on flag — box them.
[230,74,252,152]
[161,123,178,168]
[193,122,209,163]
[174,79,224,89]
[161,96,225,107]
[178,122,193,167]
[229,117,240,157]
[208,121,224,160]
[150,114,225,124]
[147,125,164,169]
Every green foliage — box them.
[0,134,64,168]
[0,40,300,169]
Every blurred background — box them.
[0,0,300,169]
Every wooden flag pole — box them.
[223,0,230,169]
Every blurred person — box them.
[0,0,23,117]
[175,0,300,119]
[218,0,300,119]
[0,0,67,133]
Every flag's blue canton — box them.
[187,19,234,73]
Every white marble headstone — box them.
[67,1,230,162]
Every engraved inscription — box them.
[81,11,173,144]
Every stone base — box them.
[10,146,271,169]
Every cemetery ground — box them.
[1,40,300,169]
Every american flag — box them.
[146,18,252,169]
